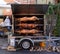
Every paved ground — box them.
[0,49,60,54]
[0,37,60,54]
[0,37,8,49]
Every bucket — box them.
[40,42,46,48]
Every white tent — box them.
[0,0,11,15]
[0,0,11,8]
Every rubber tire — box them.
[20,39,33,50]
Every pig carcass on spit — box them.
[17,24,38,28]
[29,29,39,34]
[15,29,39,34]
[16,16,39,22]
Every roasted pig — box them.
[16,16,39,22]
[15,29,39,34]
[17,23,38,28]
[29,29,39,34]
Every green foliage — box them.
[54,15,60,37]
[47,2,54,15]
[46,2,60,37]
[53,3,60,37]
[53,15,60,37]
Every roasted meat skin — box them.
[17,24,38,28]
[16,16,39,22]
[15,29,39,34]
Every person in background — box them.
[4,16,11,31]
